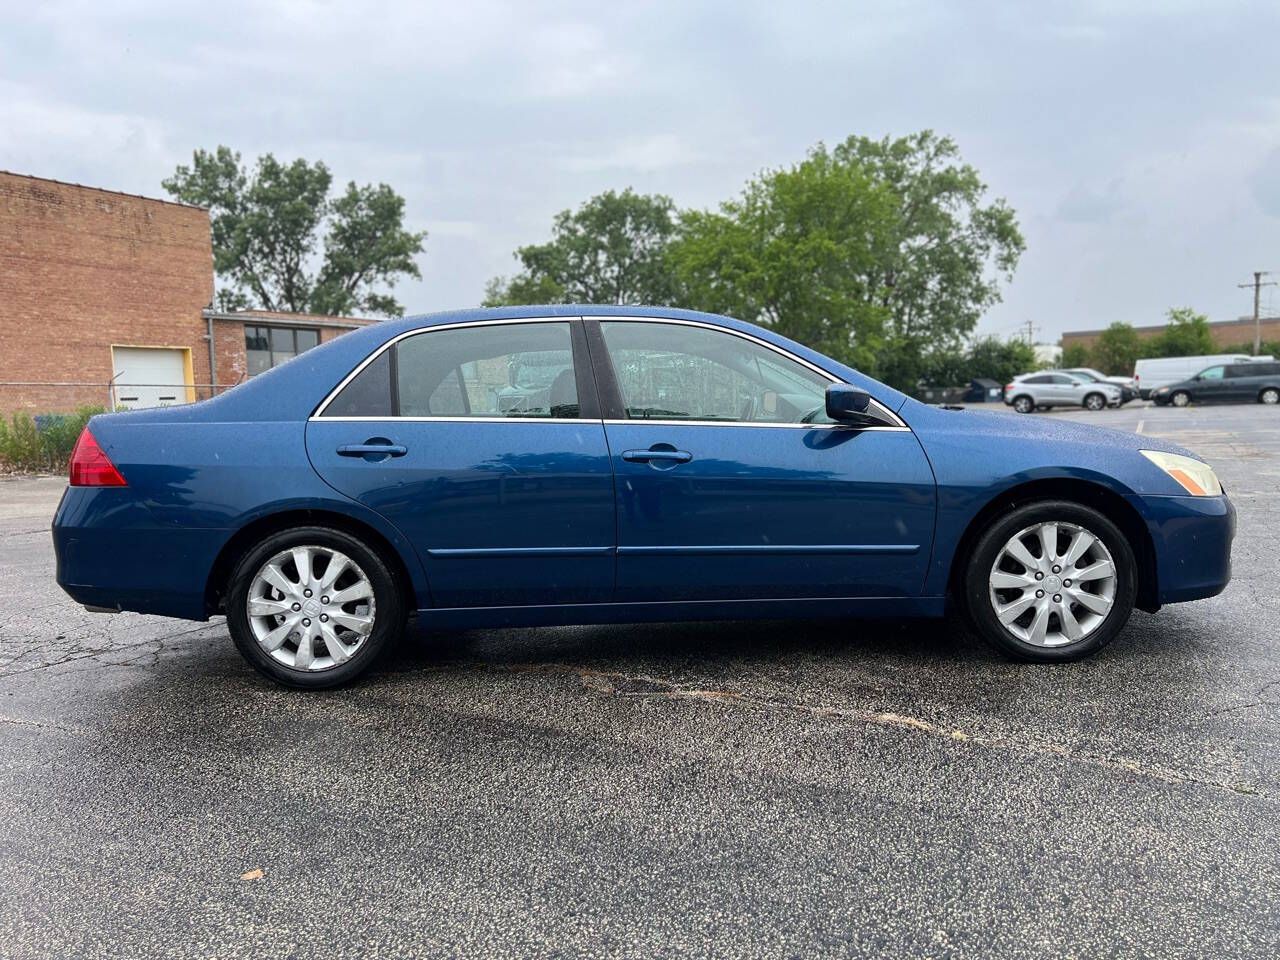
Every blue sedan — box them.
[53,307,1235,687]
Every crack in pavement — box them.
[431,660,1273,802]
[0,622,224,680]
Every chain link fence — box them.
[0,382,240,472]
[0,381,239,414]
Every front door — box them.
[588,318,936,601]
[1194,365,1228,401]
[306,319,615,608]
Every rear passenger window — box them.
[396,322,580,418]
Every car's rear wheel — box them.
[226,526,404,688]
[1171,390,1191,407]
[960,501,1137,662]
[1260,387,1279,405]
[1012,395,1034,414]
[1083,392,1106,411]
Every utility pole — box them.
[1022,318,1037,345]
[1238,271,1276,355]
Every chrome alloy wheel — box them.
[247,545,376,672]
[987,521,1117,648]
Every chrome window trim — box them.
[601,418,910,432]
[311,313,910,431]
[316,416,589,424]
[588,314,907,429]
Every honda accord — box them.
[53,307,1235,687]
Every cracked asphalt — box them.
[1,403,1278,959]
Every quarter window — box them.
[599,321,835,424]
[245,325,321,375]
[397,322,579,418]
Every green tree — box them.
[965,336,1037,384]
[671,131,1024,388]
[1090,322,1141,375]
[1149,307,1215,358]
[484,189,678,306]
[163,146,425,316]
[1059,342,1090,368]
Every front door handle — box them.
[337,438,408,461]
[621,448,692,464]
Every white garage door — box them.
[112,347,188,409]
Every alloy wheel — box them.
[247,545,376,672]
[987,521,1117,648]
[1262,388,1279,405]
[1172,391,1190,407]
[1014,396,1033,413]
[1085,393,1105,411]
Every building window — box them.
[245,325,320,376]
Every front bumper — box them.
[1128,493,1235,605]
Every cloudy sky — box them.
[4,0,1280,341]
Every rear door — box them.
[306,319,616,608]
[587,317,936,601]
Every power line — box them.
[1238,271,1277,355]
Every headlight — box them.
[1155,386,1169,394]
[1140,450,1222,496]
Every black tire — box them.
[1171,390,1191,408]
[1083,392,1106,411]
[1012,395,1034,414]
[1260,387,1279,405]
[226,526,405,689]
[959,500,1137,663]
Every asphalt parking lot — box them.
[1,403,1278,959]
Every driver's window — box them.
[1199,366,1224,380]
[599,321,832,424]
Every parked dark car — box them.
[53,306,1234,687]
[962,378,1003,403]
[1151,361,1280,407]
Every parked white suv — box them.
[1004,371,1122,413]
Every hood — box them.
[903,399,1199,460]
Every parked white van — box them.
[1133,354,1274,399]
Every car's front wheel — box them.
[960,501,1137,662]
[1171,390,1191,407]
[226,526,405,688]
[1083,392,1106,411]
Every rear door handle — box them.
[621,449,692,464]
[337,441,407,459]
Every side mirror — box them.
[825,384,872,421]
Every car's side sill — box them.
[413,596,947,631]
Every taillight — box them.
[69,428,127,487]
[1005,383,1015,393]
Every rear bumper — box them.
[53,487,228,621]
[1128,493,1235,605]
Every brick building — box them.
[0,171,375,414]
[1060,316,1280,355]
